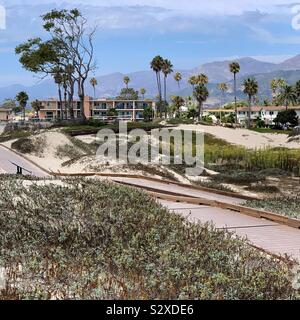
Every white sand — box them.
[177,125,300,149]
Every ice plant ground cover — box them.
[244,197,300,219]
[0,176,298,300]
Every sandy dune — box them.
[177,125,300,149]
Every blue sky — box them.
[0,0,300,86]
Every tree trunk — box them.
[63,89,67,120]
[198,101,202,121]
[23,105,26,122]
[248,96,251,129]
[78,80,87,122]
[57,85,63,121]
[234,73,238,124]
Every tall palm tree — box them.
[193,84,209,121]
[197,73,209,85]
[278,85,297,110]
[140,88,146,100]
[150,55,164,116]
[174,72,182,89]
[243,78,258,129]
[16,91,29,121]
[229,61,240,123]
[218,83,229,123]
[123,76,130,89]
[162,59,174,103]
[188,75,198,90]
[90,77,98,99]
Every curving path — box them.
[0,145,48,177]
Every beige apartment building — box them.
[38,97,156,121]
[0,108,12,122]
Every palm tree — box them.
[270,78,286,104]
[16,91,29,121]
[278,85,297,110]
[193,84,209,121]
[90,77,98,99]
[229,61,240,123]
[123,76,130,89]
[171,96,185,117]
[150,55,164,116]
[218,83,229,123]
[197,73,209,85]
[162,59,174,103]
[140,88,146,100]
[295,80,300,103]
[243,78,258,129]
[31,99,42,119]
[174,72,182,89]
[188,76,198,90]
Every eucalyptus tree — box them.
[193,84,209,121]
[243,78,258,129]
[53,68,64,119]
[90,77,98,99]
[174,72,182,89]
[162,59,174,103]
[16,91,29,121]
[42,9,97,121]
[229,61,240,123]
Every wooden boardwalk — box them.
[112,177,300,261]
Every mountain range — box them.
[2,55,300,106]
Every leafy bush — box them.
[0,178,298,300]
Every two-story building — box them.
[0,108,12,122]
[38,97,156,121]
[237,106,300,125]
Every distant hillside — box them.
[1,55,300,106]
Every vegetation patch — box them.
[211,171,266,185]
[0,178,298,300]
[11,136,45,155]
[193,180,235,193]
[55,144,83,160]
[244,184,280,194]
[244,197,300,219]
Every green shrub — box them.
[0,178,298,300]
